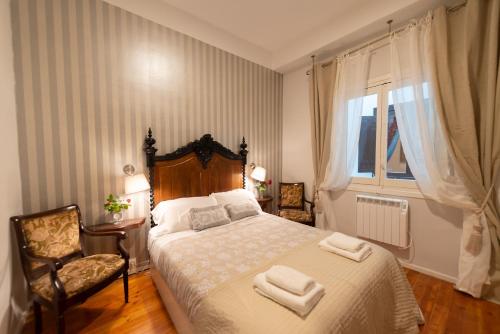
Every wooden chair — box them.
[11,204,129,334]
[278,182,315,227]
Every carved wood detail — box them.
[144,128,248,228]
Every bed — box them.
[144,129,424,334]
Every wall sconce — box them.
[250,165,266,182]
[123,164,150,194]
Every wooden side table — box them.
[256,196,273,213]
[88,217,146,274]
[87,217,146,233]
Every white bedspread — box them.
[148,214,423,333]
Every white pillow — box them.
[151,196,217,233]
[210,189,262,213]
[178,210,191,232]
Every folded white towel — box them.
[265,265,315,296]
[325,232,365,252]
[253,273,324,317]
[319,239,372,262]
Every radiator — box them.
[355,195,409,247]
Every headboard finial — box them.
[240,137,248,189]
[239,137,248,164]
[145,128,158,168]
[144,128,158,228]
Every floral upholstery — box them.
[21,209,81,269]
[279,209,313,223]
[31,254,125,301]
[280,183,304,208]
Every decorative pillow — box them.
[151,196,217,233]
[225,201,260,221]
[189,205,231,231]
[210,189,262,213]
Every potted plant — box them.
[255,179,272,198]
[104,194,131,223]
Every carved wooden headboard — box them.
[144,128,248,227]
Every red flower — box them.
[127,199,131,203]
[267,179,272,185]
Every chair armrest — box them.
[23,247,63,270]
[304,199,315,213]
[81,228,129,260]
[22,247,67,299]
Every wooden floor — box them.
[404,268,500,334]
[22,269,500,334]
[22,270,176,334]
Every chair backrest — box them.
[11,204,84,281]
[279,182,305,210]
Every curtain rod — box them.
[306,1,467,76]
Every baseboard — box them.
[136,262,150,273]
[399,260,457,284]
[128,260,150,275]
[485,295,500,305]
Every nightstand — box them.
[88,217,146,233]
[88,217,146,274]
[256,196,273,213]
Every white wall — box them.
[0,0,28,332]
[281,45,466,282]
[320,191,463,280]
[282,67,314,201]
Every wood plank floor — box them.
[22,269,500,333]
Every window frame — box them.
[350,76,419,195]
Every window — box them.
[351,78,416,190]
[386,91,414,180]
[353,93,378,179]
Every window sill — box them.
[346,183,424,199]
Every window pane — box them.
[354,94,377,178]
[387,91,414,180]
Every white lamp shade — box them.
[250,166,266,182]
[124,173,150,194]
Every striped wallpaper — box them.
[11,0,283,231]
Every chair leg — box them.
[56,313,65,334]
[33,301,42,334]
[123,270,129,303]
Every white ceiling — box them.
[159,0,374,52]
[109,0,454,72]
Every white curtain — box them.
[390,14,491,298]
[321,52,370,191]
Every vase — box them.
[111,212,123,223]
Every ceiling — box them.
[112,0,455,72]
[159,0,374,52]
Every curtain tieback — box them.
[473,184,495,215]
[313,188,320,209]
[466,185,495,255]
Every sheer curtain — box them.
[321,52,370,191]
[390,14,491,298]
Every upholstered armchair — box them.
[278,182,315,227]
[11,204,129,334]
